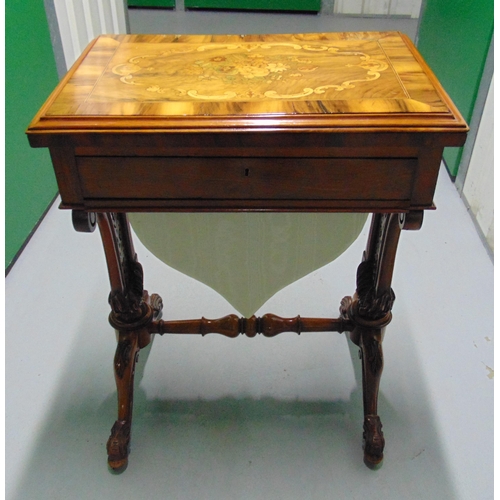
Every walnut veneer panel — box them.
[76,156,416,201]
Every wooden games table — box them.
[27,31,467,471]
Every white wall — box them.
[462,75,494,253]
[49,0,421,72]
[52,0,128,68]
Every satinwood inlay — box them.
[33,31,464,122]
[104,40,395,102]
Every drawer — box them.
[76,156,416,202]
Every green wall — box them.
[184,0,321,11]
[128,0,175,7]
[5,0,60,269]
[417,0,493,177]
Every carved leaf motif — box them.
[109,289,144,323]
[107,213,145,323]
[358,289,395,320]
[355,214,396,320]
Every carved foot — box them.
[363,414,385,469]
[107,419,131,472]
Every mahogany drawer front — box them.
[76,156,416,202]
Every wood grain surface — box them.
[27,32,467,136]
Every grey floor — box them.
[6,8,493,500]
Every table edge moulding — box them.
[26,31,468,472]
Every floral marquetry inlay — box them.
[40,32,455,118]
[106,41,394,102]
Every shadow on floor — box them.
[10,324,458,500]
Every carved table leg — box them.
[95,212,163,471]
[72,208,422,471]
[359,326,386,468]
[107,330,139,471]
[340,212,421,468]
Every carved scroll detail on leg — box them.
[150,293,163,321]
[339,296,353,320]
[400,211,424,231]
[72,210,96,233]
[108,257,146,324]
